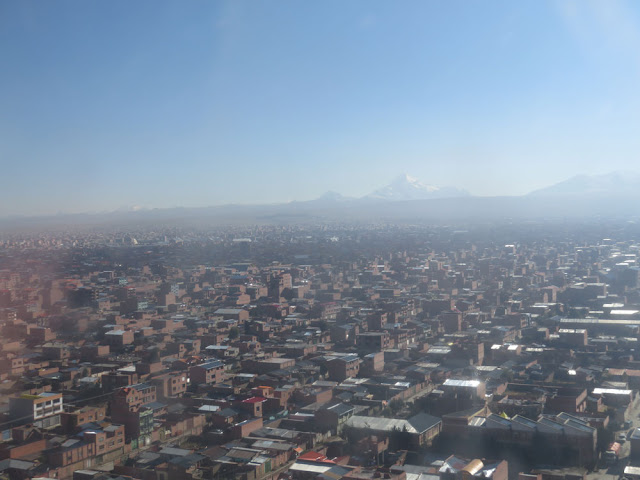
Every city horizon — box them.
[3,3,640,478]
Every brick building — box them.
[189,360,225,385]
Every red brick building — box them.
[189,360,225,385]
[150,372,188,398]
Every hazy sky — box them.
[2,0,640,215]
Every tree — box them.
[308,304,324,319]
[228,326,239,340]
[389,398,404,415]
[389,425,410,450]
[280,288,295,301]
[597,425,615,453]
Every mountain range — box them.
[527,171,640,197]
[312,171,640,203]
[2,171,640,228]
[313,172,640,202]
[290,174,470,205]
[363,174,470,201]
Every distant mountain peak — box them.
[115,204,149,212]
[310,191,354,203]
[394,173,420,183]
[527,171,640,197]
[317,190,347,201]
[365,174,469,201]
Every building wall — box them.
[189,364,224,385]
[230,417,264,440]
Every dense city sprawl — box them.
[3,222,640,480]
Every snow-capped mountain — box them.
[527,171,640,196]
[364,174,470,201]
[314,191,353,202]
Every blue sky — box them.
[2,0,640,215]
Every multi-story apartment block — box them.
[189,360,225,385]
[9,392,64,428]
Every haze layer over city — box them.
[3,2,640,480]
